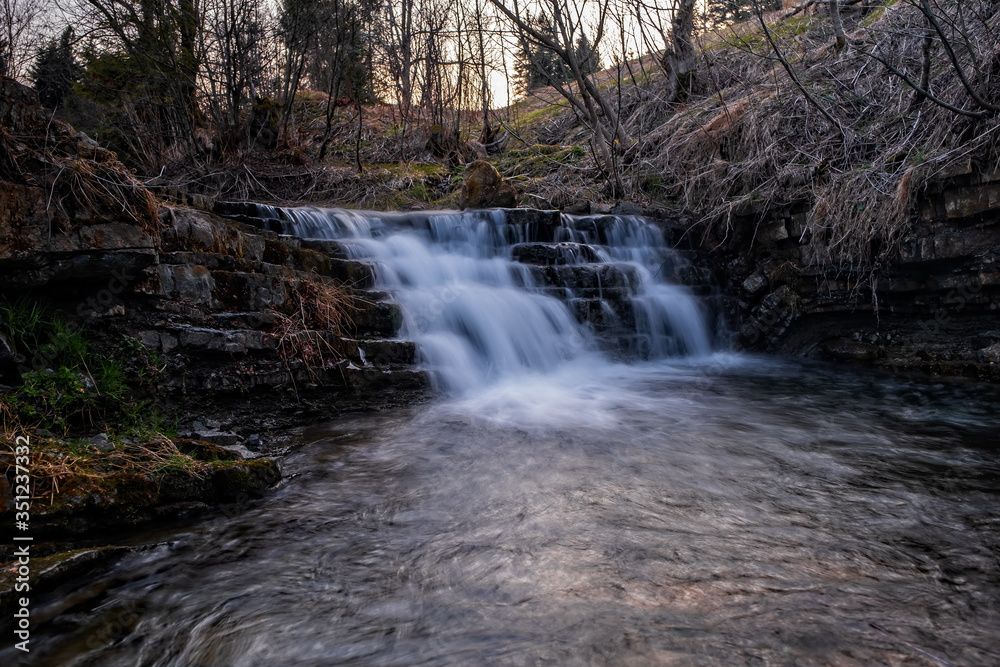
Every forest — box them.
[4,0,998,269]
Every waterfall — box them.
[261,207,716,392]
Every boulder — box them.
[979,343,1000,364]
[86,433,115,451]
[611,202,643,216]
[466,140,488,161]
[460,160,517,210]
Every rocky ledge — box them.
[710,162,1000,381]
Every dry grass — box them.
[1,396,199,504]
[0,83,160,231]
[630,2,1000,269]
[270,276,356,387]
[517,2,999,271]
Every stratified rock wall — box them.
[716,163,1000,380]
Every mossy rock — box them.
[0,546,135,617]
[461,160,518,210]
[18,458,281,537]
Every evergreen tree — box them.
[516,13,569,93]
[516,15,601,94]
[0,39,9,79]
[575,33,601,77]
[31,28,82,108]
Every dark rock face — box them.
[30,459,282,537]
[712,165,1000,381]
[461,160,518,209]
[1,180,429,433]
[0,186,158,289]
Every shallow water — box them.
[13,356,1000,666]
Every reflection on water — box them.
[11,356,1000,666]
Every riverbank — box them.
[2,69,999,626]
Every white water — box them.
[279,208,715,393]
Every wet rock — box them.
[978,343,1000,364]
[460,160,518,209]
[742,273,768,298]
[971,331,1000,349]
[823,338,882,362]
[739,285,802,347]
[511,242,600,266]
[191,430,241,447]
[353,301,404,337]
[244,434,264,451]
[86,433,114,451]
[611,202,642,216]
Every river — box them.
[16,355,1000,666]
[11,209,1000,665]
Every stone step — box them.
[341,338,417,366]
[536,286,632,301]
[299,238,351,259]
[208,311,277,328]
[350,300,403,337]
[214,202,569,243]
[567,297,637,331]
[325,258,377,288]
[511,242,602,265]
[673,264,716,288]
[526,263,640,290]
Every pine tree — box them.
[31,28,82,109]
[0,39,9,79]
[515,13,570,93]
[575,33,601,77]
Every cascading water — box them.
[273,207,716,393]
[15,212,1000,667]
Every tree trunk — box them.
[668,0,696,102]
[830,0,846,53]
[908,17,934,110]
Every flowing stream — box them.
[9,210,1000,666]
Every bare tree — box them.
[491,0,630,178]
[202,0,270,145]
[665,0,696,101]
[863,0,1000,118]
[467,0,499,145]
[378,0,422,156]
[2,0,50,80]
[829,0,846,53]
